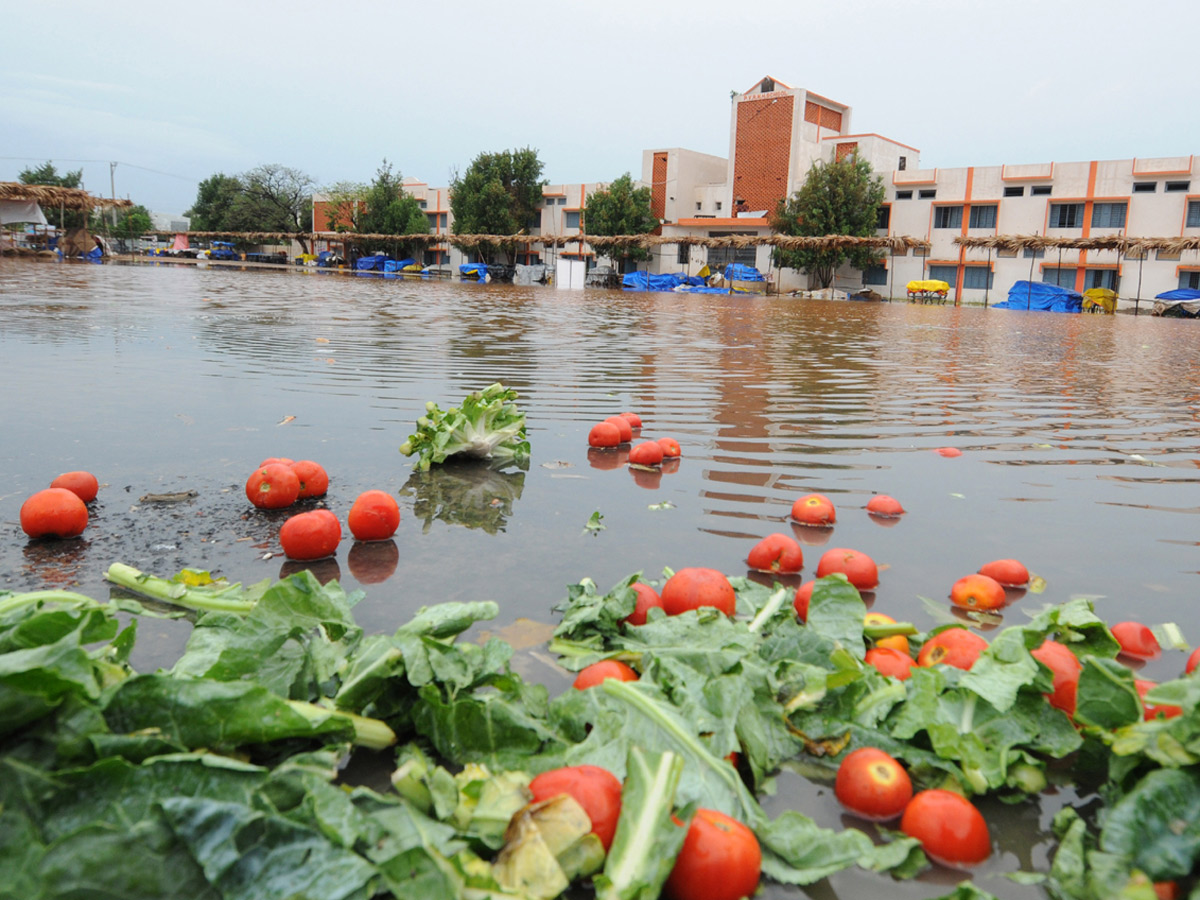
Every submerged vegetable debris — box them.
[1,565,1197,899]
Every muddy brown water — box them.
[2,258,1198,897]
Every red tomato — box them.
[1112,621,1161,660]
[347,490,401,541]
[279,509,342,560]
[628,441,665,466]
[978,558,1029,586]
[865,612,908,653]
[935,447,963,458]
[865,494,904,517]
[245,463,301,509]
[793,581,814,622]
[917,628,988,670]
[604,416,634,443]
[49,471,99,503]
[1136,679,1183,720]
[1187,647,1200,676]
[790,493,836,526]
[746,533,804,574]
[656,437,682,458]
[1155,881,1181,900]
[289,460,329,499]
[949,573,1007,611]
[1030,639,1082,716]
[588,422,622,448]
[835,747,913,821]
[346,539,399,584]
[258,457,295,467]
[19,488,89,538]
[664,809,761,900]
[865,646,917,680]
[625,582,664,626]
[528,765,623,851]
[900,789,991,868]
[815,548,879,590]
[618,412,643,429]
[573,659,639,690]
[661,567,736,617]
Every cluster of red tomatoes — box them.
[244,457,400,561]
[528,762,761,900]
[586,413,683,485]
[19,472,100,539]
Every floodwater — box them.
[2,258,1199,898]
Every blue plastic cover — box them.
[356,255,388,271]
[382,258,416,273]
[992,281,1083,313]
[724,263,765,282]
[1155,288,1200,301]
[622,271,706,291]
[460,263,488,279]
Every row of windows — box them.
[914,200,1200,230]
[898,184,1192,202]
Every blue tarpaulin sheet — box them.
[724,263,765,282]
[383,258,416,273]
[992,280,1083,313]
[1155,288,1200,301]
[460,263,488,279]
[622,271,706,291]
[356,255,389,271]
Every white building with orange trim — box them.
[649,75,1200,304]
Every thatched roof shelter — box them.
[0,182,132,211]
[953,234,1200,255]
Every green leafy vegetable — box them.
[399,383,530,471]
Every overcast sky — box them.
[4,0,1197,215]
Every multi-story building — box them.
[312,75,1200,303]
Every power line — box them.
[0,156,199,184]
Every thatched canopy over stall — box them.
[0,182,132,211]
[954,234,1200,255]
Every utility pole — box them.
[110,162,118,227]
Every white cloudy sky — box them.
[3,0,1197,215]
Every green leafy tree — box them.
[584,173,657,271]
[90,204,152,244]
[186,173,244,231]
[356,160,429,256]
[450,148,546,262]
[19,161,85,228]
[321,180,367,233]
[240,164,315,252]
[769,155,885,288]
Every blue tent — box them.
[992,280,1083,313]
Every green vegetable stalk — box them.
[105,562,258,614]
[399,383,530,471]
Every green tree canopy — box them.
[450,148,546,261]
[90,204,152,243]
[769,155,886,288]
[185,164,316,251]
[584,173,657,269]
[19,162,85,228]
[359,161,428,236]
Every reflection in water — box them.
[279,557,342,585]
[399,461,526,534]
[346,540,400,584]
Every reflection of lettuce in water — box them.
[400,461,526,534]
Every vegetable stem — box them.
[748,588,789,633]
[104,562,256,614]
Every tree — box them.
[769,155,886,288]
[19,162,85,229]
[584,173,657,271]
[186,165,316,252]
[241,164,316,252]
[450,148,546,261]
[90,204,152,244]
[321,180,367,233]
[355,159,429,256]
[186,173,244,231]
